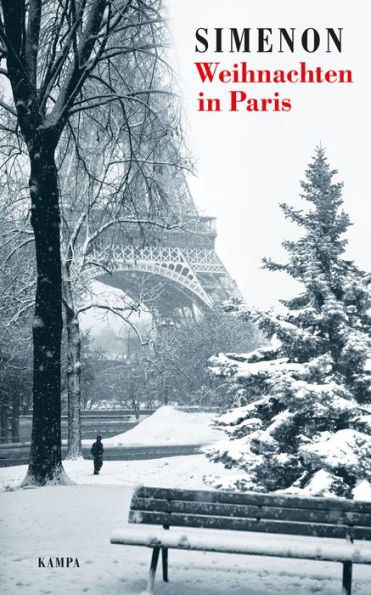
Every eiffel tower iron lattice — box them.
[88,177,242,319]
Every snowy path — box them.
[0,407,223,467]
[1,456,371,594]
[0,443,203,468]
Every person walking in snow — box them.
[91,435,104,475]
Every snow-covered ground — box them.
[0,455,238,491]
[82,406,223,447]
[1,456,371,594]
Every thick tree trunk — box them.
[0,404,9,443]
[130,389,140,420]
[163,380,169,406]
[133,399,140,420]
[65,304,82,459]
[11,393,20,443]
[23,142,67,485]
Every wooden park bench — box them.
[110,486,371,594]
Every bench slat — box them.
[111,526,371,564]
[134,486,371,515]
[128,510,371,540]
[131,496,371,528]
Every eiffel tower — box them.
[90,172,242,320]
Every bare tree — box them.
[0,211,34,442]
[150,311,263,407]
[58,62,187,458]
[0,0,180,484]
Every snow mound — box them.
[102,406,223,447]
[354,480,371,501]
[20,467,75,488]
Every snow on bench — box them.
[110,486,371,594]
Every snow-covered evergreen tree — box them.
[207,148,371,498]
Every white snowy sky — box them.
[85,0,371,337]
[167,0,371,308]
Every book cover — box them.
[0,1,370,594]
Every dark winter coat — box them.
[91,441,104,459]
